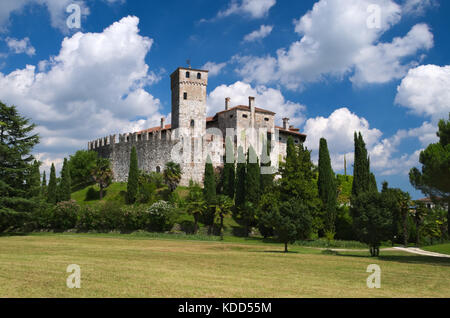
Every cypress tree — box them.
[260,138,273,194]
[126,146,139,204]
[245,146,260,205]
[352,132,371,197]
[59,158,71,201]
[29,160,42,198]
[234,146,246,208]
[318,138,337,236]
[203,156,216,234]
[47,163,57,204]
[41,170,47,198]
[222,137,235,199]
[203,155,216,204]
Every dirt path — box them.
[312,246,450,258]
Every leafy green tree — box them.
[409,114,450,235]
[0,101,39,214]
[214,195,234,240]
[222,137,236,199]
[91,158,113,200]
[58,158,71,202]
[382,182,411,246]
[351,191,393,256]
[186,181,206,234]
[163,161,182,193]
[318,138,337,238]
[336,174,353,205]
[47,163,58,204]
[127,146,139,204]
[203,156,216,234]
[68,150,98,189]
[137,171,157,204]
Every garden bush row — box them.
[4,200,177,233]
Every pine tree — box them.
[222,137,235,199]
[59,158,71,202]
[318,138,337,237]
[0,102,39,213]
[47,163,57,204]
[245,146,260,205]
[126,146,139,204]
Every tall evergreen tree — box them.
[222,136,236,199]
[0,102,39,213]
[234,146,246,208]
[28,160,42,198]
[41,171,47,198]
[318,138,337,237]
[47,163,57,204]
[126,146,139,204]
[59,158,71,202]
[352,132,371,197]
[260,138,273,194]
[203,156,216,234]
[245,146,260,205]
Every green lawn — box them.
[0,233,449,298]
[422,243,450,255]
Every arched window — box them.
[156,166,161,173]
[197,73,201,79]
[186,71,190,78]
[183,92,188,100]
[190,119,195,128]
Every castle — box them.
[88,67,307,186]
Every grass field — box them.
[0,233,449,298]
[422,243,450,255]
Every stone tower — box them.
[170,67,208,134]
[170,67,209,185]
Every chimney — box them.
[282,118,290,130]
[249,96,255,111]
[160,117,165,129]
[225,97,230,111]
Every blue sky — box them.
[0,0,449,198]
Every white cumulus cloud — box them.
[395,64,450,121]
[235,0,434,89]
[202,61,227,77]
[5,37,36,56]
[0,16,163,173]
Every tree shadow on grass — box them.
[336,252,450,267]
[0,232,28,237]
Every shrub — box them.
[96,201,123,232]
[52,200,80,231]
[148,172,164,189]
[145,201,176,232]
[76,205,99,232]
[30,202,54,230]
[0,211,31,232]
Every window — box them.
[197,73,201,79]
[230,114,234,118]
[264,117,269,122]
[184,92,187,100]
[156,166,161,173]
[295,139,299,144]
[186,71,190,78]
[190,119,195,128]
[242,114,248,118]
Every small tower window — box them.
[184,92,188,100]
[264,117,269,122]
[190,119,195,128]
[197,73,201,79]
[156,166,161,173]
[242,114,248,118]
[186,72,190,78]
